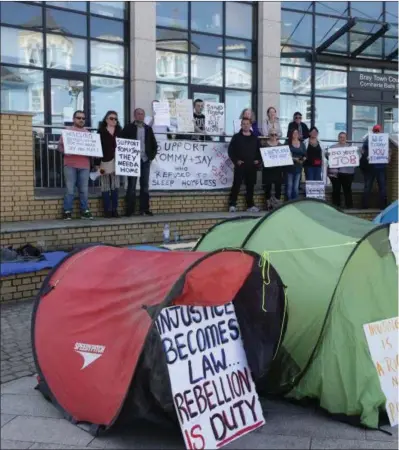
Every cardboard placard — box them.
[369,133,389,164]
[204,102,225,135]
[306,181,325,200]
[363,317,399,426]
[62,130,103,157]
[115,138,141,177]
[260,145,293,168]
[154,101,171,127]
[150,140,234,190]
[156,303,265,449]
[176,99,194,133]
[328,147,360,168]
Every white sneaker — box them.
[247,206,260,213]
[229,206,237,213]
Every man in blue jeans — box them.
[58,110,93,220]
[361,124,390,210]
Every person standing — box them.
[58,110,93,220]
[262,129,283,210]
[95,111,122,218]
[192,98,212,141]
[122,108,158,216]
[239,108,261,136]
[286,112,310,141]
[228,117,261,213]
[361,124,390,210]
[304,126,323,181]
[327,132,356,209]
[262,106,282,138]
[285,129,306,200]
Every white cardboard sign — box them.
[328,147,360,168]
[150,140,234,190]
[176,99,194,133]
[369,133,389,164]
[363,317,399,426]
[260,145,293,168]
[204,102,225,135]
[155,303,265,449]
[154,101,171,127]
[115,138,141,177]
[62,130,103,157]
[306,181,325,200]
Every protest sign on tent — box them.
[305,181,325,200]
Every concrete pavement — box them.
[1,300,397,449]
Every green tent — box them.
[194,199,398,428]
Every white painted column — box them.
[129,2,157,121]
[257,2,281,125]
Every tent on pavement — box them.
[194,199,398,429]
[373,200,398,224]
[32,245,286,434]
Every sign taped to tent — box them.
[363,316,399,427]
[155,303,265,449]
[306,181,325,200]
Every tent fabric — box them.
[194,199,398,428]
[32,245,286,432]
[373,200,398,224]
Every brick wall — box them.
[1,271,47,303]
[0,113,35,221]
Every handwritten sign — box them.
[369,133,389,164]
[155,304,265,449]
[62,130,103,157]
[328,147,360,168]
[260,145,293,168]
[115,138,141,177]
[306,181,325,200]
[204,102,225,135]
[389,224,398,265]
[150,140,234,190]
[363,317,399,426]
[154,101,171,127]
[176,99,194,133]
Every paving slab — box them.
[0,439,33,449]
[311,437,398,449]
[366,427,398,442]
[1,393,63,419]
[1,414,16,427]
[1,416,93,447]
[1,377,39,396]
[223,433,311,449]
[30,444,102,449]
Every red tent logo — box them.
[74,342,106,370]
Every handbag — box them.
[100,159,115,175]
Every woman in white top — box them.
[262,107,282,138]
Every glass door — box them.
[383,106,398,135]
[350,103,379,143]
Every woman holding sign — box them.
[285,129,306,200]
[304,127,323,181]
[95,111,122,218]
[262,129,283,210]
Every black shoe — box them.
[104,211,112,218]
[63,211,72,220]
[112,211,120,218]
[140,210,154,216]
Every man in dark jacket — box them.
[228,117,261,213]
[122,108,158,216]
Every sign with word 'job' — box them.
[156,304,265,449]
[115,138,141,177]
[369,133,389,164]
[204,102,225,135]
[363,317,399,426]
[328,147,360,169]
[306,181,325,200]
[260,145,293,168]
[62,130,103,157]
[150,140,234,190]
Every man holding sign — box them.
[58,110,94,220]
[361,125,390,210]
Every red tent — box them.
[32,245,286,434]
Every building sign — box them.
[349,72,398,91]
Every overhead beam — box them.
[387,48,398,61]
[316,18,356,54]
[350,24,390,58]
[313,53,398,71]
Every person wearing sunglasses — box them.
[94,111,123,218]
[286,112,310,142]
[262,106,282,138]
[262,129,283,210]
[58,110,93,220]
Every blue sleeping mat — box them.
[128,245,170,252]
[1,251,68,277]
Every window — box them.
[225,90,251,135]
[315,69,347,98]
[282,2,313,12]
[191,2,223,35]
[315,2,348,16]
[191,55,222,86]
[156,51,189,83]
[45,8,87,37]
[315,17,348,53]
[90,16,124,42]
[280,94,311,135]
[281,11,313,47]
[226,2,252,39]
[46,35,87,71]
[191,33,223,56]
[225,59,252,90]
[0,2,43,27]
[1,27,44,67]
[91,41,124,77]
[315,97,346,140]
[90,2,125,19]
[156,29,188,51]
[91,76,124,125]
[225,38,252,60]
[350,2,383,21]
[1,67,44,124]
[48,2,87,12]
[156,1,188,29]
[280,65,311,95]
[386,2,398,22]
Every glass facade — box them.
[281,1,398,141]
[155,1,256,136]
[0,1,129,126]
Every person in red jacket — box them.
[58,110,93,220]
